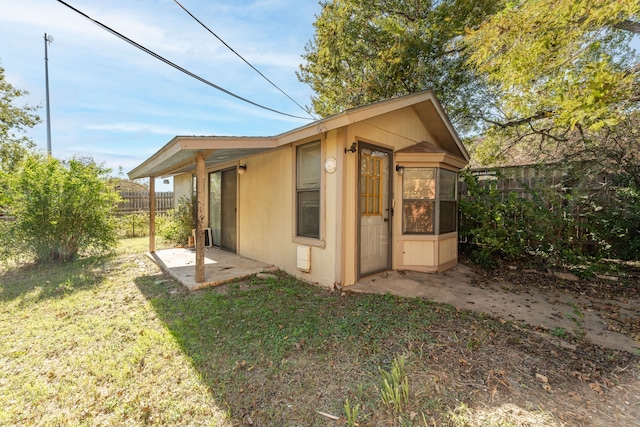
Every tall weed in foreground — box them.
[344,398,360,427]
[377,354,409,412]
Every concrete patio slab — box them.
[351,264,640,354]
[147,247,275,291]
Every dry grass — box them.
[0,239,229,426]
[1,238,639,426]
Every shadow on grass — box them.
[132,271,478,425]
[134,270,640,426]
[0,255,112,304]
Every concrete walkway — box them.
[351,264,640,354]
[147,248,639,354]
[147,247,275,291]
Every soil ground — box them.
[458,259,640,426]
[318,257,640,426]
[352,258,640,355]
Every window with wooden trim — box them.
[296,141,321,239]
[360,152,382,215]
[402,167,457,234]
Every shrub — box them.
[459,165,640,268]
[156,210,182,244]
[589,183,640,260]
[157,196,195,245]
[0,154,119,263]
[459,171,544,268]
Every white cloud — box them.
[84,122,197,136]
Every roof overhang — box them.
[128,136,277,179]
[128,90,469,179]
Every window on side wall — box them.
[402,167,457,235]
[438,169,458,234]
[296,141,321,239]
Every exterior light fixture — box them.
[395,165,405,174]
[344,142,357,153]
[238,165,247,175]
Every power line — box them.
[55,0,314,121]
[172,0,317,121]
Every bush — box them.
[459,170,546,268]
[589,184,640,260]
[156,211,182,244]
[459,166,640,268]
[0,154,120,263]
[157,196,194,245]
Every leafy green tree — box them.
[464,0,640,163]
[1,155,120,263]
[297,0,503,132]
[0,65,39,174]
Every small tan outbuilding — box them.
[129,90,469,288]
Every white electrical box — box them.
[296,245,311,272]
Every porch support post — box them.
[149,176,156,253]
[195,152,206,283]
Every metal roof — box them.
[128,90,469,179]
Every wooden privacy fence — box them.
[118,191,174,216]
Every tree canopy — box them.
[299,0,640,165]
[297,0,503,133]
[465,0,640,164]
[0,65,39,174]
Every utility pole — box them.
[44,33,53,156]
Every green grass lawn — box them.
[1,238,638,426]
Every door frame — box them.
[208,166,238,253]
[357,141,393,279]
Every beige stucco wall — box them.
[348,108,435,151]
[171,105,462,288]
[172,136,341,289]
[235,137,340,288]
[174,173,192,206]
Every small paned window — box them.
[296,141,321,239]
[360,153,383,215]
[402,168,436,234]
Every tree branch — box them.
[480,111,555,129]
[613,19,640,34]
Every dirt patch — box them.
[345,259,640,425]
[470,260,640,346]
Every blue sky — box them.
[1,0,321,189]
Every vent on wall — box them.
[296,245,311,272]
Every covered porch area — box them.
[147,246,276,291]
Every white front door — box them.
[359,144,391,277]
